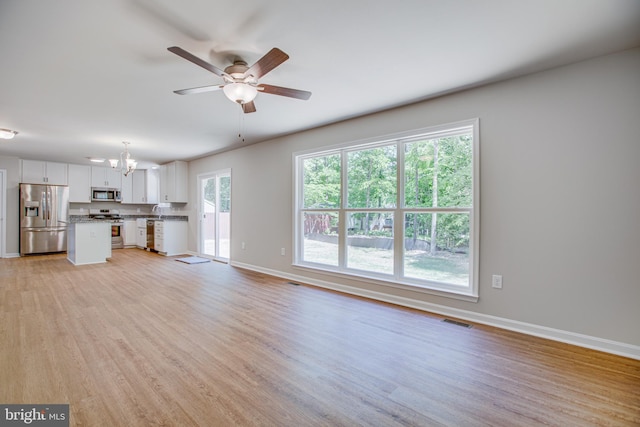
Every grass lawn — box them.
[303,239,469,285]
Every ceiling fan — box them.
[168,46,311,113]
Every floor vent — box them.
[443,319,473,328]
[287,281,301,286]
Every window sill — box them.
[292,263,479,303]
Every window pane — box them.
[219,175,231,212]
[404,134,472,208]
[303,155,341,208]
[347,212,394,275]
[404,213,469,285]
[347,145,397,208]
[302,212,339,266]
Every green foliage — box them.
[303,154,341,208]
[347,145,397,208]
[219,176,231,212]
[404,135,472,208]
[302,132,472,252]
[204,175,231,212]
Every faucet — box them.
[151,204,162,219]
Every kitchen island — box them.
[67,221,111,265]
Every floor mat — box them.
[175,256,211,264]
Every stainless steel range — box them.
[89,208,124,249]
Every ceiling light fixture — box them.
[0,128,18,139]
[88,157,105,163]
[108,141,137,176]
[222,82,258,105]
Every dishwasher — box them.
[146,220,155,251]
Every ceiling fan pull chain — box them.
[238,105,245,143]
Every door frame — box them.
[197,168,231,261]
[0,169,6,258]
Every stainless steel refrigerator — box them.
[20,183,69,255]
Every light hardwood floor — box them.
[1,250,638,426]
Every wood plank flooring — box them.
[1,250,639,426]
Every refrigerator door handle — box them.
[41,192,46,221]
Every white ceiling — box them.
[1,0,639,168]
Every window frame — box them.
[294,119,479,301]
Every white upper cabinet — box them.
[21,160,68,185]
[121,169,159,204]
[159,161,188,203]
[144,168,159,204]
[68,164,92,202]
[91,166,122,189]
[120,172,133,203]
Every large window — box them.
[295,119,479,299]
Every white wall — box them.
[190,48,640,351]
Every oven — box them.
[90,209,124,249]
[111,222,124,249]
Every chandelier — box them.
[109,142,137,176]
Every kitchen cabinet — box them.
[91,166,122,189]
[67,222,111,265]
[143,168,160,204]
[21,160,68,185]
[120,173,133,203]
[154,220,187,256]
[124,169,159,204]
[136,219,147,248]
[159,161,188,203]
[123,220,137,247]
[68,164,92,202]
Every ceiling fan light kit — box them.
[168,46,311,113]
[0,128,18,139]
[223,82,258,104]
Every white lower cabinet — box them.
[67,222,111,265]
[154,221,187,256]
[136,219,147,248]
[123,220,137,247]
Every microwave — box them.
[92,188,122,202]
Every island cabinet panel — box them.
[67,222,111,265]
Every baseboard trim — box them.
[230,261,640,360]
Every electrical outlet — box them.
[492,274,503,289]
[241,242,246,250]
[281,247,286,256]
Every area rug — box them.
[175,256,211,264]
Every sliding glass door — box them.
[199,169,231,261]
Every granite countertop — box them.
[68,215,188,223]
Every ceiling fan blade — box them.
[245,48,289,79]
[242,101,257,114]
[173,85,224,95]
[258,84,312,100]
[168,46,230,78]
